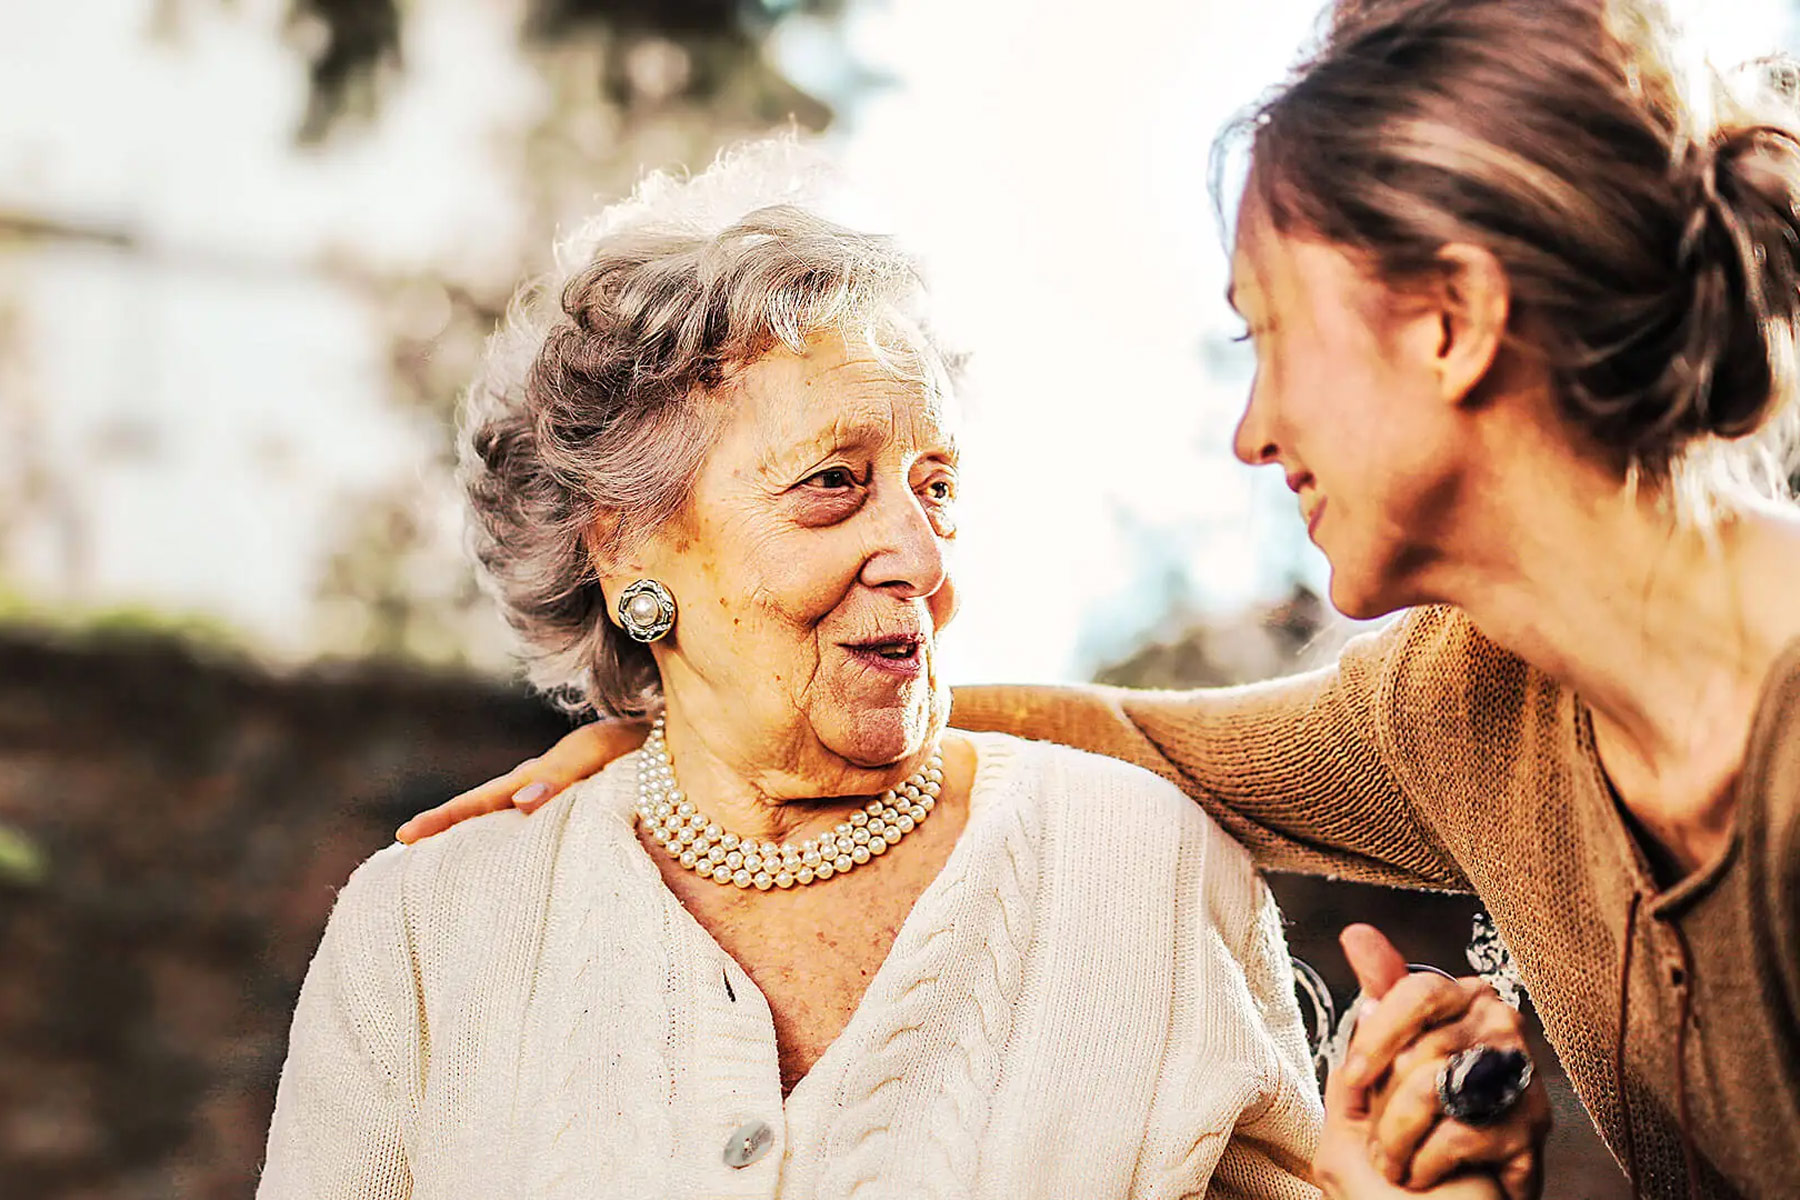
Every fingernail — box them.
[394,822,415,844]
[513,782,551,808]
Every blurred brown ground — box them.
[0,627,570,1199]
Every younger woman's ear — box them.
[1432,243,1511,407]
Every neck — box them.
[1421,460,1800,867]
[650,710,937,845]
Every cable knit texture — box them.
[259,732,1323,1200]
[952,606,1800,1200]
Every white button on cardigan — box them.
[259,732,1323,1199]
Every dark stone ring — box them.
[1436,1043,1534,1126]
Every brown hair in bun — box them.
[1225,0,1800,485]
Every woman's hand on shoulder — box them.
[394,719,649,844]
[1313,925,1550,1200]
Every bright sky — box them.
[0,0,1792,684]
[829,0,1332,679]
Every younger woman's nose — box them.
[1232,389,1281,467]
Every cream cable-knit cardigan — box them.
[259,732,1323,1199]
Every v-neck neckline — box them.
[1567,631,1800,915]
[611,731,1014,1110]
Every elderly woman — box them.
[257,150,1347,1199]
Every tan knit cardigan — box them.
[951,605,1800,1200]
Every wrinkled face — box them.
[622,331,959,780]
[1227,201,1471,618]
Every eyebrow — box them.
[767,418,959,477]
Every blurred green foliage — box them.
[0,821,46,887]
[0,587,253,660]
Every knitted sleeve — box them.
[258,846,416,1200]
[1132,801,1323,1200]
[951,608,1469,890]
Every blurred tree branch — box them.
[289,0,403,141]
[9,0,859,669]
[294,0,860,668]
[284,0,841,143]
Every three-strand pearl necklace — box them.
[635,717,943,889]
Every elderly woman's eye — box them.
[807,466,859,490]
[924,478,955,502]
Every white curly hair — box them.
[459,140,957,716]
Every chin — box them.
[1325,564,1406,622]
[818,684,949,771]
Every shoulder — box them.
[1746,639,1800,884]
[965,729,1252,871]
[1377,605,1544,712]
[308,808,539,987]
[1753,635,1800,798]
[1368,606,1566,800]
[329,760,633,960]
[969,728,1195,809]
[404,758,625,877]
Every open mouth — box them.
[843,634,925,674]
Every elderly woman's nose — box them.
[860,495,949,596]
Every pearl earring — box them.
[617,578,677,643]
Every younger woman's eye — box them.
[1230,328,1254,344]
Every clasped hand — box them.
[1315,925,1551,1200]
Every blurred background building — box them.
[1,0,1793,1195]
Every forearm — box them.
[952,617,1468,891]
